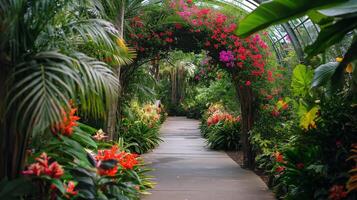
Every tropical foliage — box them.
[1,0,357,199]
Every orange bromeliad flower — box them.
[274,152,284,163]
[97,166,119,177]
[52,102,80,136]
[96,145,121,161]
[119,153,139,170]
[96,145,139,176]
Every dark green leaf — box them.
[51,179,66,194]
[99,159,118,170]
[0,178,34,198]
[305,17,357,57]
[235,0,347,37]
[311,62,338,88]
[318,0,357,17]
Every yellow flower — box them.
[300,107,319,131]
[116,38,128,52]
[346,63,353,74]
[336,57,343,62]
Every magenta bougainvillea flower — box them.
[219,50,234,63]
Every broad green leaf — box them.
[318,0,357,17]
[305,17,357,56]
[291,64,314,97]
[78,122,98,134]
[308,10,334,26]
[51,179,65,194]
[235,0,347,37]
[311,62,338,88]
[72,127,98,150]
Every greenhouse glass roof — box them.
[219,0,351,65]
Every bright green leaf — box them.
[291,64,314,97]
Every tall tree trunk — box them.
[0,59,28,179]
[233,74,256,169]
[106,1,125,140]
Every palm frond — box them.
[72,52,120,118]
[6,50,119,135]
[67,19,119,50]
[7,51,80,134]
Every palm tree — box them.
[0,0,133,179]
[101,0,161,139]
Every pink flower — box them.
[275,166,285,173]
[22,152,64,179]
[175,23,183,29]
[165,38,174,43]
[198,8,210,16]
[329,185,347,200]
[219,50,235,63]
[245,81,251,86]
[178,11,192,18]
[215,14,227,24]
[205,41,211,46]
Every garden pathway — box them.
[142,117,274,200]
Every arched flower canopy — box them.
[127,0,270,87]
[126,0,279,167]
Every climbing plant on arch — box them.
[127,0,273,168]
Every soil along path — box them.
[143,117,274,200]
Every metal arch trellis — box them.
[221,0,306,64]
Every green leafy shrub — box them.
[206,121,241,150]
[120,119,163,154]
[119,101,165,154]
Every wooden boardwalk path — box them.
[143,117,275,200]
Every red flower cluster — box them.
[96,145,139,176]
[328,185,347,200]
[275,166,285,173]
[170,1,270,86]
[64,181,78,199]
[127,15,176,52]
[52,102,80,136]
[207,112,240,126]
[119,153,139,170]
[274,152,284,163]
[127,1,271,88]
[22,152,64,179]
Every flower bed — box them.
[200,104,241,150]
